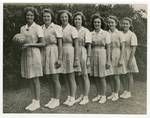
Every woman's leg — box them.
[100,77,106,96]
[68,72,77,97]
[33,77,40,100]
[82,74,90,96]
[26,77,40,111]
[127,73,134,92]
[76,72,84,96]
[114,75,120,93]
[51,74,61,99]
[95,77,101,95]
[30,79,35,99]
[99,77,107,104]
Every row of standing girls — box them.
[17,7,139,111]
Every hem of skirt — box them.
[126,71,139,73]
[21,75,43,79]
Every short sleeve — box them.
[37,26,44,38]
[131,33,138,46]
[20,26,24,33]
[55,26,63,38]
[119,32,125,43]
[71,27,78,39]
[105,32,111,44]
[85,29,92,43]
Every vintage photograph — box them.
[3,3,147,114]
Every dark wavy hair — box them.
[42,8,54,23]
[91,13,105,30]
[24,7,39,22]
[73,11,86,27]
[57,10,72,25]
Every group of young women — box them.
[16,7,139,111]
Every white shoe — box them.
[107,92,115,100]
[120,91,128,98]
[44,98,54,107]
[75,95,83,103]
[92,95,101,102]
[112,93,119,101]
[67,97,76,106]
[79,96,89,105]
[63,96,71,105]
[121,91,131,99]
[47,99,60,109]
[25,99,36,110]
[28,100,40,111]
[99,96,106,104]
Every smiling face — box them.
[74,15,82,27]
[93,18,101,30]
[108,18,117,30]
[60,12,69,26]
[43,12,52,25]
[122,19,130,32]
[26,11,34,24]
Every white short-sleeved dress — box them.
[109,29,127,75]
[41,23,63,75]
[61,23,80,74]
[122,30,139,73]
[20,22,44,79]
[74,26,92,75]
[90,29,113,77]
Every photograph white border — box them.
[0,0,149,118]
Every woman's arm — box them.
[57,38,63,61]
[106,43,111,69]
[128,46,136,65]
[86,43,91,66]
[118,42,125,66]
[23,37,46,48]
[73,38,79,67]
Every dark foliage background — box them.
[3,3,147,90]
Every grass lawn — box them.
[3,78,146,114]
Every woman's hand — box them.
[22,43,30,49]
[74,58,79,68]
[86,56,90,68]
[106,61,111,69]
[55,59,62,69]
[118,59,123,67]
[127,59,132,70]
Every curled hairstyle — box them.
[42,8,54,22]
[73,11,86,27]
[91,13,105,30]
[24,7,39,22]
[121,17,134,31]
[57,10,72,25]
[107,15,120,29]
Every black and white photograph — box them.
[2,0,148,116]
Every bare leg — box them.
[94,77,101,95]
[114,75,120,93]
[100,77,106,96]
[68,73,77,97]
[82,74,90,96]
[109,76,115,93]
[51,74,61,99]
[33,77,40,100]
[127,73,134,92]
